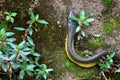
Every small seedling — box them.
[99,52,115,70]
[70,10,95,40]
[4,11,17,23]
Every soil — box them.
[0,0,120,80]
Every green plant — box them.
[87,36,105,50]
[99,52,115,70]
[103,16,119,34]
[0,9,53,80]
[70,10,95,40]
[4,11,17,23]
[102,0,112,7]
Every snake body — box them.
[65,10,109,68]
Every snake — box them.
[65,10,109,68]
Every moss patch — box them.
[87,36,105,51]
[102,0,113,7]
[63,57,99,79]
[103,16,119,34]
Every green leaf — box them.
[4,11,9,15]
[7,38,16,42]
[0,52,9,61]
[77,35,82,40]
[7,42,16,49]
[29,8,35,20]
[9,52,17,61]
[35,14,39,20]
[19,70,25,79]
[0,55,9,61]
[80,10,85,20]
[78,21,81,25]
[41,64,47,69]
[43,73,47,80]
[6,32,15,37]
[46,68,53,72]
[27,20,33,24]
[70,16,79,21]
[107,52,115,60]
[28,27,33,36]
[109,59,113,64]
[1,28,6,33]
[26,64,35,71]
[33,52,41,57]
[27,36,34,46]
[116,68,120,73]
[2,62,8,72]
[75,26,80,33]
[37,20,49,24]
[6,16,11,21]
[93,34,101,38]
[18,41,25,47]
[83,20,89,26]
[11,12,17,17]
[86,18,95,22]
[81,31,86,37]
[14,27,25,31]
[11,62,20,69]
[10,17,14,23]
[23,48,31,51]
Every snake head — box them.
[68,10,77,33]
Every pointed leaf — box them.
[2,62,8,72]
[11,62,20,69]
[93,34,101,38]
[81,31,86,37]
[14,27,25,31]
[18,41,25,47]
[19,70,25,79]
[7,42,16,49]
[80,10,85,20]
[6,16,11,21]
[43,73,47,80]
[6,32,15,36]
[116,68,120,73]
[28,27,33,36]
[26,64,35,71]
[33,52,41,57]
[86,18,95,22]
[70,16,79,21]
[46,68,53,72]
[10,17,14,23]
[27,20,33,24]
[35,14,39,20]
[27,36,34,46]
[4,11,9,15]
[77,35,82,40]
[9,51,17,61]
[29,8,35,20]
[37,20,48,24]
[11,12,17,17]
[7,38,16,42]
[76,26,80,33]
[83,20,89,26]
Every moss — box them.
[102,0,112,7]
[63,57,99,79]
[103,16,119,34]
[0,20,8,30]
[87,36,105,51]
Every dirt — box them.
[0,0,120,80]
